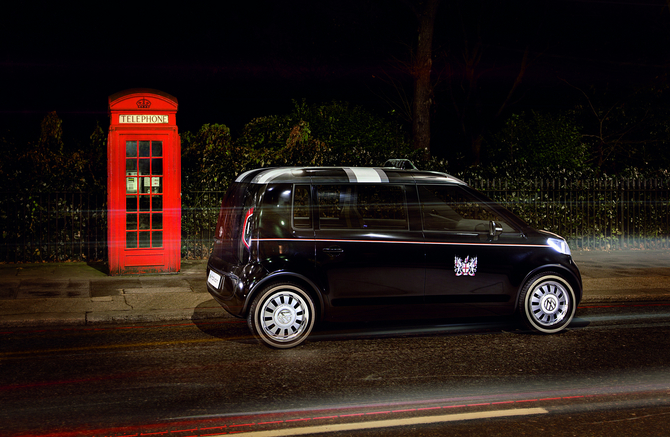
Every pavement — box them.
[1,251,670,328]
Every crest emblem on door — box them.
[454,256,478,276]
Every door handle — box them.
[323,246,344,255]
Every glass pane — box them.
[293,185,312,229]
[126,177,138,194]
[140,177,151,193]
[152,141,163,157]
[317,185,349,229]
[139,141,150,157]
[126,159,137,175]
[150,177,162,194]
[357,185,407,229]
[139,232,151,248]
[126,141,137,157]
[139,159,150,175]
[152,213,163,229]
[126,196,137,212]
[139,196,150,211]
[139,214,151,230]
[152,158,163,175]
[418,186,515,233]
[152,231,163,248]
[126,232,137,248]
[152,196,163,211]
[126,214,137,230]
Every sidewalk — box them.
[0,260,229,327]
[1,251,669,328]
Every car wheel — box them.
[247,282,316,348]
[518,272,576,334]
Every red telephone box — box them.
[107,89,181,275]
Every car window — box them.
[259,184,293,238]
[316,184,408,230]
[418,185,516,233]
[292,185,312,229]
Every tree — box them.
[565,80,670,174]
[490,111,589,176]
[406,0,441,157]
[235,100,412,168]
[181,123,240,191]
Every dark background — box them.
[2,0,670,158]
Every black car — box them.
[206,167,582,348]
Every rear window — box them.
[258,184,294,238]
[213,182,257,264]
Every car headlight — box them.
[547,238,571,256]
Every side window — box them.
[418,185,515,233]
[259,184,292,238]
[316,185,408,230]
[292,185,312,229]
[317,185,350,229]
[357,185,407,230]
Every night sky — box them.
[3,0,670,155]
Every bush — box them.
[234,100,412,168]
[485,111,590,178]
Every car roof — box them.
[234,167,466,185]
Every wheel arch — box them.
[244,272,325,320]
[514,263,582,309]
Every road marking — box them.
[209,407,547,437]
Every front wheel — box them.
[247,282,316,348]
[518,272,576,334]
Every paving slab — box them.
[90,279,141,297]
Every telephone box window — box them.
[153,231,163,248]
[126,232,137,249]
[139,232,151,248]
[139,141,150,157]
[126,141,137,157]
[126,214,137,230]
[152,141,163,157]
[125,139,165,249]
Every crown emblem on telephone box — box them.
[136,98,151,109]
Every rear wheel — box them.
[247,282,316,348]
[518,272,576,334]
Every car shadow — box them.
[190,299,591,347]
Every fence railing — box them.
[0,190,227,263]
[2,179,669,262]
[0,192,107,263]
[181,190,226,260]
[468,178,670,250]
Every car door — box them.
[419,184,528,316]
[314,183,425,319]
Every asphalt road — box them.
[1,301,670,437]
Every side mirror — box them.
[489,221,503,239]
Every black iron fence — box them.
[468,178,670,250]
[2,178,669,262]
[181,190,226,260]
[0,192,107,263]
[0,190,227,263]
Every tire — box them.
[518,272,576,334]
[247,282,316,348]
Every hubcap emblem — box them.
[276,308,293,325]
[543,296,558,312]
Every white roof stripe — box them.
[252,168,293,184]
[235,169,257,182]
[347,167,385,183]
